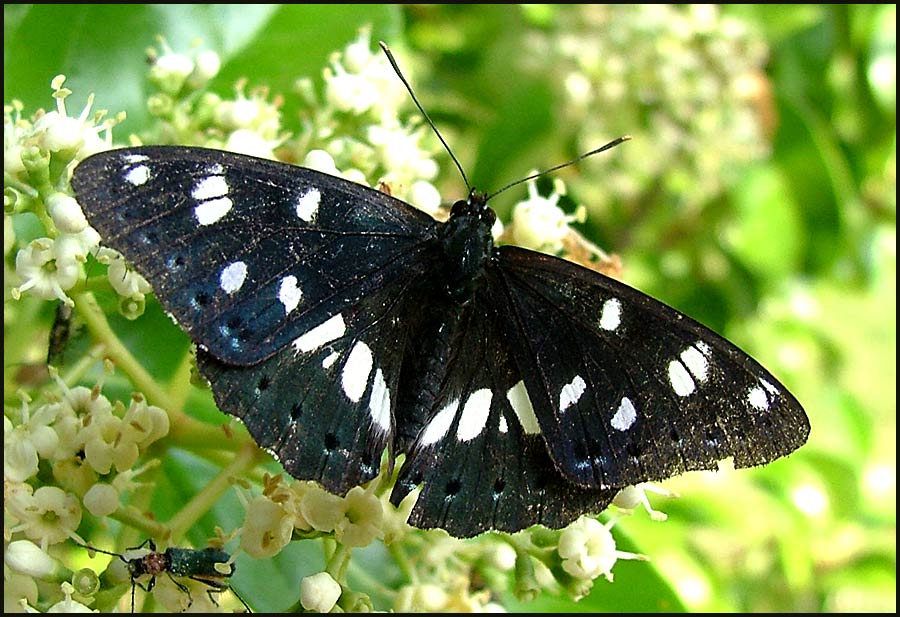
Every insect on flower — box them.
[75,539,252,613]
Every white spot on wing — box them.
[668,360,695,396]
[278,275,302,313]
[456,388,493,442]
[498,415,508,433]
[506,380,540,434]
[559,375,587,412]
[192,175,229,200]
[322,351,340,369]
[292,314,346,353]
[341,341,373,403]
[193,175,233,225]
[420,399,459,446]
[761,378,778,395]
[748,386,769,410]
[194,197,233,225]
[124,165,150,186]
[680,344,709,383]
[611,396,637,431]
[123,154,149,164]
[296,188,321,222]
[599,298,621,331]
[219,261,247,294]
[368,368,391,432]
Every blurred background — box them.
[5,4,895,612]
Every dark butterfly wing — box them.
[196,274,433,493]
[493,246,810,490]
[389,272,617,538]
[71,146,437,366]
[72,146,440,494]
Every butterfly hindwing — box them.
[494,246,810,490]
[390,275,617,537]
[196,265,439,493]
[71,146,437,366]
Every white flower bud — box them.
[300,571,342,613]
[5,540,60,579]
[47,193,88,234]
[190,49,222,86]
[304,149,340,176]
[83,482,119,517]
[409,180,441,214]
[225,129,275,159]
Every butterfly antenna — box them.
[379,41,471,191]
[486,136,632,201]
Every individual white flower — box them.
[334,486,383,547]
[510,180,580,254]
[46,582,96,613]
[612,483,674,521]
[95,247,151,299]
[557,516,646,584]
[296,483,345,533]
[4,398,60,482]
[213,81,282,139]
[5,539,64,579]
[367,124,439,182]
[31,75,109,159]
[300,571,342,613]
[79,412,140,474]
[12,237,80,304]
[6,485,82,551]
[325,61,378,115]
[122,395,170,448]
[239,495,293,558]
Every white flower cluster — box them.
[4,77,136,309]
[535,4,771,213]
[4,378,167,611]
[5,381,168,538]
[238,476,399,561]
[293,28,443,215]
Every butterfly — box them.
[70,142,809,538]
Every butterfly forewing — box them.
[71,146,437,366]
[494,246,810,490]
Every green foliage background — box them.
[5,4,895,612]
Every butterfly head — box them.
[438,189,497,301]
[449,189,495,224]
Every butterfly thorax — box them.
[437,189,497,302]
